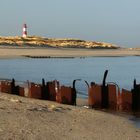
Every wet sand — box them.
[0,92,140,140]
[0,47,140,58]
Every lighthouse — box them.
[22,23,27,37]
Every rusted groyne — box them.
[0,71,140,113]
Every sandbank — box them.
[0,47,140,58]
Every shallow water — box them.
[0,56,140,127]
[130,117,140,128]
[0,56,140,92]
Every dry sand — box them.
[0,47,140,58]
[0,92,139,140]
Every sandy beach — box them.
[0,47,140,58]
[0,92,139,140]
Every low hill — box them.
[0,36,120,49]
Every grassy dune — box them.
[0,36,119,49]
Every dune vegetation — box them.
[0,36,119,49]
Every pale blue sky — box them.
[0,0,140,47]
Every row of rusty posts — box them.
[0,79,24,96]
[0,71,140,113]
[88,70,140,113]
[0,78,77,106]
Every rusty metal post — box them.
[41,78,50,100]
[1,81,11,94]
[101,70,109,109]
[72,79,81,106]
[107,84,117,110]
[11,78,21,95]
[28,82,42,99]
[19,87,25,97]
[46,80,59,101]
[121,89,132,112]
[59,86,73,105]
[88,83,102,108]
[72,80,76,105]
[131,79,140,112]
[11,78,15,94]
[42,78,45,87]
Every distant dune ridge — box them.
[0,36,119,49]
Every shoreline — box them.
[0,92,139,139]
[0,47,140,59]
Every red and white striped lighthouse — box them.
[22,23,27,37]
